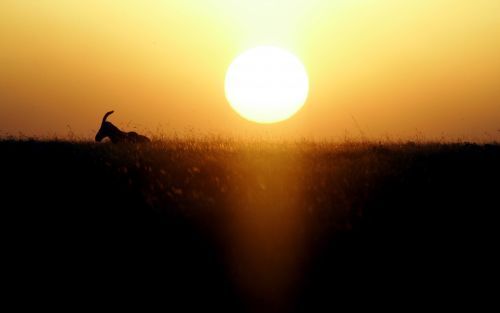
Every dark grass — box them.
[1,139,499,311]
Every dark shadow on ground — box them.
[1,140,498,311]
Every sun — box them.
[225,46,309,124]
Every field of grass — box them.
[1,139,499,311]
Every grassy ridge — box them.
[1,139,499,311]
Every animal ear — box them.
[102,111,115,124]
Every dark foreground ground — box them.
[1,139,499,311]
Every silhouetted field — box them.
[1,139,499,311]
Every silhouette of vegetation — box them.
[1,138,498,311]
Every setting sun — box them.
[1,2,500,312]
[225,46,309,124]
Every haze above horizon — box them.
[1,1,499,140]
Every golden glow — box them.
[0,1,499,139]
[225,47,309,124]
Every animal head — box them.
[95,111,120,142]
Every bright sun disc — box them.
[225,46,309,124]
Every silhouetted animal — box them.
[95,111,150,143]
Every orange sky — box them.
[1,0,499,140]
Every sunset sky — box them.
[1,0,499,140]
